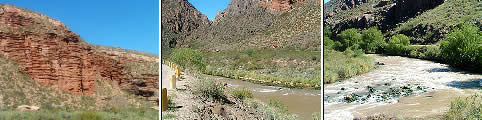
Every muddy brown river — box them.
[213,76,321,120]
[323,54,481,119]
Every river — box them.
[213,76,321,120]
[323,54,481,119]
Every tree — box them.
[440,23,481,70]
[361,27,386,53]
[386,34,410,55]
[339,28,362,50]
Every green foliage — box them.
[323,49,375,84]
[324,27,332,38]
[324,36,335,49]
[443,94,481,120]
[386,34,410,55]
[0,105,159,120]
[231,88,254,100]
[339,28,362,50]
[193,78,226,101]
[394,0,481,43]
[312,112,322,120]
[440,24,481,71]
[361,27,386,53]
[162,114,177,119]
[73,111,103,120]
[204,49,321,88]
[245,99,297,120]
[169,48,206,71]
[422,46,442,60]
[268,99,288,113]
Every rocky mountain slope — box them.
[0,4,158,104]
[162,0,321,52]
[324,0,480,44]
[161,0,210,51]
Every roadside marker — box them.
[176,66,181,77]
[170,75,176,89]
[161,88,168,111]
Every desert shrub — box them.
[324,49,375,84]
[193,78,226,101]
[440,24,481,71]
[323,70,338,84]
[361,27,386,53]
[443,94,481,120]
[73,111,103,120]
[231,88,254,100]
[244,48,256,57]
[422,45,441,60]
[268,99,288,113]
[245,99,297,120]
[169,48,206,71]
[386,34,410,55]
[339,28,362,50]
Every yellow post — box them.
[161,88,168,111]
[176,66,180,77]
[170,75,176,89]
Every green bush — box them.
[324,36,335,49]
[422,46,441,60]
[361,27,386,53]
[323,49,375,84]
[339,28,362,50]
[231,88,254,100]
[73,111,103,120]
[193,78,226,101]
[443,94,481,120]
[440,24,481,71]
[386,34,410,55]
[169,48,206,71]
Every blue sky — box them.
[324,0,330,3]
[0,0,159,54]
[189,0,230,20]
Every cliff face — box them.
[259,0,306,13]
[0,4,158,103]
[161,0,210,49]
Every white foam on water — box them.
[258,89,278,93]
[324,55,482,118]
[324,110,354,120]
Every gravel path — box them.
[161,64,265,119]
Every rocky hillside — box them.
[161,0,210,50]
[0,4,158,104]
[324,0,480,44]
[162,0,321,52]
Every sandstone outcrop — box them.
[259,0,306,12]
[0,4,158,103]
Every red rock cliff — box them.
[259,0,306,12]
[0,4,157,99]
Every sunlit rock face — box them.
[0,4,159,103]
